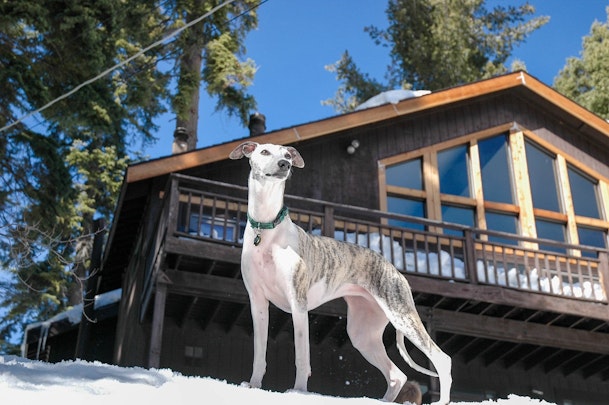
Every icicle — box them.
[36,321,51,360]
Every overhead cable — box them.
[0,0,237,134]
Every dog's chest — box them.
[242,230,301,310]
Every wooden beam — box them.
[162,270,609,355]
[407,275,609,322]
[164,255,608,324]
[430,308,609,355]
[164,270,249,302]
[164,237,241,264]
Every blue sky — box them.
[143,0,609,159]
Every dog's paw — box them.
[240,381,258,389]
[285,388,310,395]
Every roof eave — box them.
[125,71,609,184]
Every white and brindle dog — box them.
[229,142,452,404]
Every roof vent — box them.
[248,113,266,137]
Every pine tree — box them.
[167,0,258,149]
[0,0,259,352]
[553,7,609,120]
[324,0,548,112]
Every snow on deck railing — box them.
[315,229,605,302]
[169,174,607,304]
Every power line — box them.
[0,0,237,134]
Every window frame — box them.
[378,123,609,252]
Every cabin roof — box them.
[125,71,609,184]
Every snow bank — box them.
[0,355,556,405]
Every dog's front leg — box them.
[291,309,311,392]
[248,294,269,388]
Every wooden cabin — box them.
[24,72,609,404]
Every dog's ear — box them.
[229,141,258,160]
[286,146,305,168]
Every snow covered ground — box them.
[0,355,555,405]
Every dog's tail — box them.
[396,331,439,377]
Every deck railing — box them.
[157,174,608,303]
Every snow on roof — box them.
[21,288,122,358]
[355,89,431,111]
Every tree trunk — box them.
[174,1,205,151]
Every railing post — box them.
[166,176,181,236]
[323,205,335,237]
[598,251,609,301]
[464,229,478,284]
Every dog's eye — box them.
[260,149,270,156]
[284,153,291,160]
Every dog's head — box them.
[229,141,305,181]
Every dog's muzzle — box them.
[266,159,292,178]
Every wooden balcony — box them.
[143,174,609,379]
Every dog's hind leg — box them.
[345,295,406,402]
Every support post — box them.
[598,252,609,302]
[148,275,169,369]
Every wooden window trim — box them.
[386,185,426,200]
[378,122,609,243]
[484,201,520,215]
[509,129,537,242]
[379,123,515,167]
[469,139,487,232]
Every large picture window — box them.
[380,126,608,252]
[438,145,470,197]
[525,140,560,212]
[478,134,513,204]
[568,165,601,219]
[386,158,423,190]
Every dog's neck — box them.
[247,172,287,223]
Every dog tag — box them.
[254,234,261,246]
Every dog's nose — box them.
[278,159,291,171]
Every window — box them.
[536,219,566,253]
[184,345,204,366]
[525,141,560,212]
[387,196,426,230]
[479,135,513,204]
[568,165,601,219]
[441,204,474,236]
[486,211,519,245]
[578,226,607,257]
[438,145,470,197]
[380,127,608,256]
[386,158,423,190]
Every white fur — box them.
[230,142,451,404]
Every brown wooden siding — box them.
[180,93,609,213]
